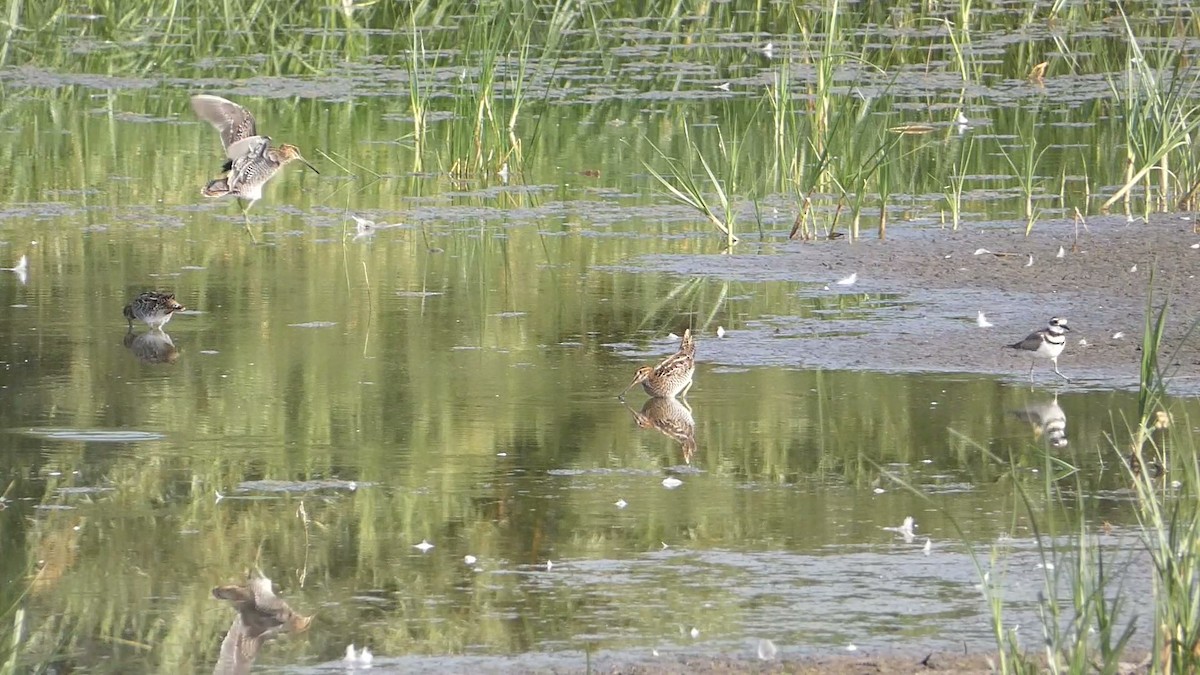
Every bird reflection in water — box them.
[626,396,698,464]
[212,569,312,675]
[1013,396,1068,449]
[123,329,179,365]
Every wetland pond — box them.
[1,2,1199,672]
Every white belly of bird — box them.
[1035,337,1065,360]
[239,182,265,201]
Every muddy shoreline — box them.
[527,648,1149,674]
[572,651,994,674]
[637,215,1200,395]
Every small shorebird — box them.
[123,292,184,330]
[213,569,312,672]
[191,94,318,212]
[1007,317,1070,381]
[620,329,696,399]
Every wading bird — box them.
[124,292,184,330]
[620,329,696,399]
[1007,316,1070,382]
[191,94,319,213]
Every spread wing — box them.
[191,94,258,150]
[226,136,272,191]
[226,135,270,162]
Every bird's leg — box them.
[1053,359,1070,382]
[238,200,261,244]
[1028,361,1036,382]
[678,380,693,398]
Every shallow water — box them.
[1,2,1198,672]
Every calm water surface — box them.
[1,2,1198,672]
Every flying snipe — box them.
[213,569,312,671]
[620,329,696,399]
[124,292,184,330]
[191,94,319,212]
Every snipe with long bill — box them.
[191,94,319,212]
[620,329,696,399]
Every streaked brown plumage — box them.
[620,329,695,399]
[123,292,184,330]
[212,570,312,675]
[191,95,318,211]
[628,396,697,463]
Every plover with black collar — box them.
[1007,317,1071,382]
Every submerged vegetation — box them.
[1,0,1200,672]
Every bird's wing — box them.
[1012,329,1047,351]
[191,95,258,149]
[226,134,271,162]
[226,136,272,190]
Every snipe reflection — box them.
[626,396,697,464]
[123,329,179,364]
[1013,397,1068,449]
[212,570,312,675]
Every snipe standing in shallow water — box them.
[620,329,696,399]
[124,292,184,330]
[191,94,319,212]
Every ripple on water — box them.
[233,479,371,493]
[23,429,165,442]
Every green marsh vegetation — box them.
[3,0,1200,235]
[903,287,1199,673]
[1122,289,1200,672]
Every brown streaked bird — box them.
[627,396,697,463]
[213,570,312,675]
[191,94,318,212]
[620,329,696,399]
[123,292,184,330]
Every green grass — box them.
[882,277,1198,672]
[642,125,741,248]
[1100,9,1200,215]
[1122,282,1200,672]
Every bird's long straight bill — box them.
[618,378,639,399]
[300,158,320,174]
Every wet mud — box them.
[636,216,1200,394]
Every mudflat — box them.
[641,215,1200,394]
[567,649,1147,673]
